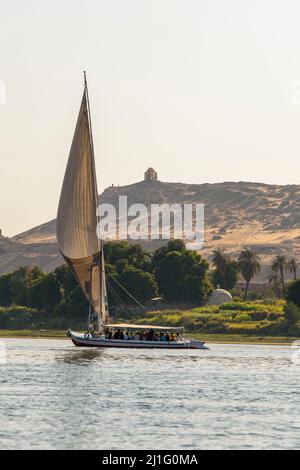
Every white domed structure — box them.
[207,289,233,306]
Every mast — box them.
[84,72,109,332]
[101,241,109,324]
[84,71,99,244]
[84,71,103,332]
[57,73,108,334]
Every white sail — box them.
[56,77,108,330]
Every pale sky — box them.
[1,0,300,236]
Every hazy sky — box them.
[1,0,300,236]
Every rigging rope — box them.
[106,278,136,317]
[109,274,148,312]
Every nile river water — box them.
[0,338,299,449]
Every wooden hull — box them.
[69,331,208,350]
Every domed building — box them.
[207,288,233,306]
[144,168,158,181]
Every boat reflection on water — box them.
[56,348,103,365]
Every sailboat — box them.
[57,74,208,350]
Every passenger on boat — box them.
[148,330,155,341]
[113,330,121,340]
[107,329,182,342]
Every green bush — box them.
[284,303,300,325]
[204,319,228,333]
[121,299,289,335]
[219,301,283,314]
[286,280,300,308]
[0,306,43,329]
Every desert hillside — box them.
[1,180,300,280]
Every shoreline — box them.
[0,330,298,346]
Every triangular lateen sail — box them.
[56,80,108,329]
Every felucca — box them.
[57,74,208,350]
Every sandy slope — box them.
[1,180,299,280]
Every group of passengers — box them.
[104,329,183,342]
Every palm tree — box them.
[238,248,261,301]
[267,271,280,298]
[271,255,288,294]
[212,248,228,276]
[288,258,297,281]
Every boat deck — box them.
[70,331,208,350]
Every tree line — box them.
[212,247,298,300]
[0,241,298,321]
[0,240,211,319]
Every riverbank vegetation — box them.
[127,300,297,335]
[0,240,299,338]
[0,329,297,345]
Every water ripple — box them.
[0,338,299,449]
